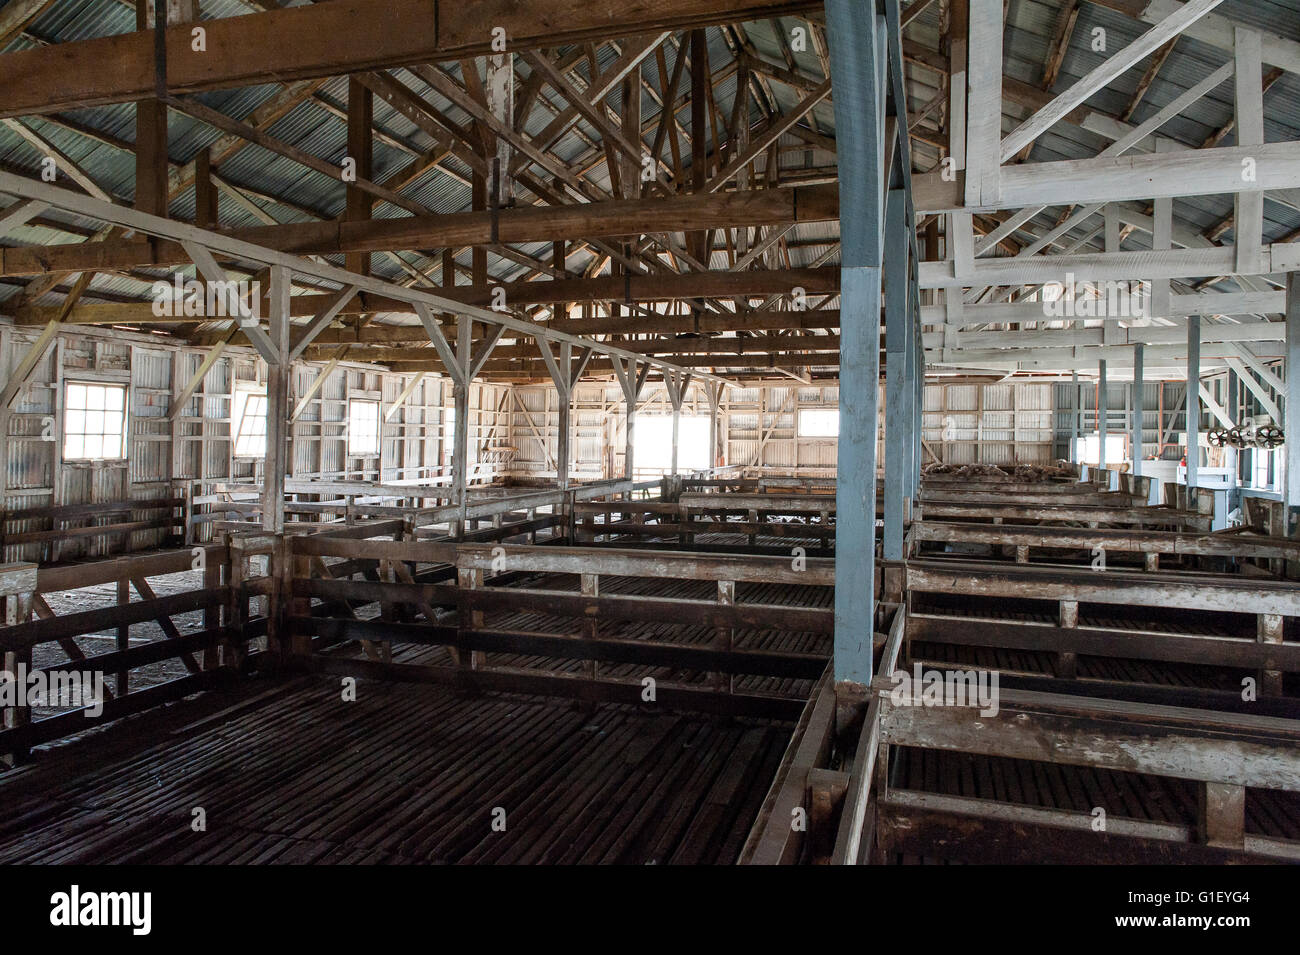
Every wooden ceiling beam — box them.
[0,0,820,119]
[0,183,839,277]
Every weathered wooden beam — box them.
[0,0,820,118]
[0,185,840,277]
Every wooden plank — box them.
[739,671,836,864]
[455,542,836,585]
[913,520,1300,560]
[306,654,805,720]
[298,617,827,679]
[908,613,1300,672]
[878,790,1300,863]
[0,590,226,652]
[878,694,1300,788]
[907,560,1300,616]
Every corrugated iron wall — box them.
[0,325,511,564]
[504,378,1061,477]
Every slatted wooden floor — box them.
[0,674,793,864]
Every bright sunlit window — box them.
[798,408,839,437]
[1074,434,1126,466]
[635,415,710,471]
[348,398,380,456]
[1252,449,1274,490]
[232,388,268,458]
[442,406,456,466]
[63,382,127,460]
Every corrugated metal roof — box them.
[0,1,1297,376]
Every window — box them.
[1074,434,1126,467]
[1252,449,1274,490]
[232,388,268,458]
[348,398,380,456]
[63,382,127,460]
[634,416,710,472]
[798,408,839,437]
[442,406,456,467]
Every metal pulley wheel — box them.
[1255,425,1285,449]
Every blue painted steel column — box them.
[1225,366,1238,492]
[1286,274,1299,531]
[912,282,923,501]
[1098,360,1108,469]
[1131,344,1143,478]
[1070,369,1078,464]
[826,0,885,686]
[884,188,910,560]
[1187,315,1201,488]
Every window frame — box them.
[797,407,840,439]
[62,380,128,462]
[231,384,269,460]
[347,397,381,457]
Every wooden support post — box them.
[1197,781,1245,849]
[1057,598,1078,679]
[262,266,290,536]
[225,540,248,669]
[715,578,735,693]
[457,566,485,669]
[291,541,314,659]
[665,370,690,477]
[133,2,172,219]
[203,547,220,670]
[345,77,373,276]
[264,265,291,662]
[116,576,130,696]
[1258,612,1283,697]
[689,28,709,265]
[614,357,649,482]
[1233,27,1264,277]
[0,562,36,764]
[451,318,472,538]
[194,146,218,229]
[581,572,599,682]
[705,381,723,470]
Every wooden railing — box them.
[910,521,1300,573]
[904,558,1300,705]
[826,594,1300,864]
[2,495,187,562]
[286,535,833,719]
[868,686,1300,863]
[574,493,837,551]
[0,543,269,764]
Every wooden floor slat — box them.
[0,674,793,865]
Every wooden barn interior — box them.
[0,0,1297,866]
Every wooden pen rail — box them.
[1,495,187,560]
[870,685,1300,863]
[912,521,1300,570]
[905,558,1300,703]
[286,538,833,718]
[0,544,268,764]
